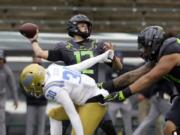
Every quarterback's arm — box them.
[103,42,123,70]
[112,56,123,70]
[66,50,114,71]
[28,32,49,59]
[31,41,49,59]
[55,90,84,135]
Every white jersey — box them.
[43,63,108,105]
[41,50,113,135]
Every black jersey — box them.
[158,37,180,91]
[47,38,106,82]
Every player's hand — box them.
[102,50,114,63]
[29,29,39,43]
[104,91,126,102]
[103,42,115,51]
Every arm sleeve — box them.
[47,42,66,61]
[66,51,108,71]
[48,50,63,61]
[55,90,84,135]
[5,65,18,101]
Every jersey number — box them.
[74,51,94,74]
[46,90,57,100]
[63,70,81,84]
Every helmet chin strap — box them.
[76,26,90,39]
[79,33,90,39]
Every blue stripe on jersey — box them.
[44,81,64,90]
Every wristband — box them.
[123,87,133,98]
[102,80,115,93]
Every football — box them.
[19,23,38,38]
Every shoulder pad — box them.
[163,37,177,46]
[54,41,68,50]
[158,37,178,58]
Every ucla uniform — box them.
[44,64,108,105]
[45,50,113,135]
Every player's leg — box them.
[107,102,119,126]
[48,106,69,120]
[62,120,71,135]
[71,103,107,135]
[0,95,6,135]
[156,96,171,135]
[133,96,160,135]
[99,113,117,135]
[120,100,133,135]
[37,105,46,135]
[26,106,36,135]
[164,97,180,135]
[50,118,63,135]
[48,106,70,135]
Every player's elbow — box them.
[35,50,48,59]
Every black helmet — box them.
[67,14,92,39]
[138,26,166,61]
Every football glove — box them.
[101,50,114,63]
[104,91,126,102]
[104,87,133,102]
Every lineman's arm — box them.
[104,54,180,102]
[54,90,84,135]
[100,62,154,92]
[113,62,154,89]
[130,53,180,93]
[67,50,114,72]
